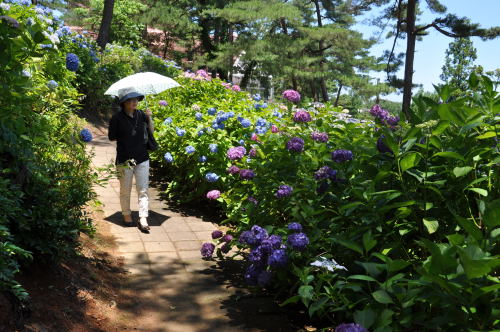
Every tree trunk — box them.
[96,0,115,50]
[334,83,343,107]
[402,0,416,119]
[313,0,329,102]
[241,61,257,89]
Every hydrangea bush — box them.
[149,73,499,331]
[0,1,101,300]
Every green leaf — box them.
[423,218,439,234]
[458,246,495,279]
[354,308,376,329]
[348,275,379,282]
[308,296,329,317]
[432,120,450,135]
[467,188,488,196]
[298,285,314,306]
[432,151,465,161]
[400,152,421,172]
[455,216,483,241]
[372,290,393,304]
[483,199,500,228]
[453,166,473,178]
[279,295,301,306]
[363,231,377,253]
[476,131,496,139]
[333,238,364,255]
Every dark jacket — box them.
[108,109,149,165]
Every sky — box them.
[352,0,500,101]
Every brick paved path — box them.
[87,134,292,332]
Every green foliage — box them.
[69,0,147,47]
[440,37,478,94]
[0,2,98,300]
[151,73,499,330]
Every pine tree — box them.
[440,37,477,93]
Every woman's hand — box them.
[145,108,153,118]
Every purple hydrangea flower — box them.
[227,165,240,175]
[211,230,223,239]
[249,248,263,263]
[200,243,215,258]
[311,132,329,143]
[282,89,301,103]
[293,110,312,123]
[250,225,268,245]
[267,249,288,267]
[221,234,233,243]
[248,148,257,157]
[239,169,255,180]
[227,146,247,160]
[275,185,293,198]
[314,166,337,180]
[244,264,263,286]
[331,149,353,163]
[80,128,92,142]
[286,137,304,152]
[369,104,389,122]
[335,323,369,332]
[264,235,282,249]
[317,181,329,194]
[248,197,258,205]
[257,270,272,287]
[287,232,309,251]
[377,135,392,154]
[159,100,168,106]
[386,115,400,126]
[287,222,302,232]
[206,190,220,200]
[65,53,79,72]
[239,230,253,245]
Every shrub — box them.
[150,72,499,330]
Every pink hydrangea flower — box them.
[271,125,279,133]
[232,85,241,92]
[282,89,301,103]
[206,190,221,200]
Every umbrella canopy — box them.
[104,72,181,98]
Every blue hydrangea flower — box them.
[205,172,219,182]
[164,152,174,163]
[331,149,353,163]
[163,117,173,125]
[263,235,282,249]
[250,225,268,245]
[0,3,11,10]
[209,144,218,153]
[197,130,204,136]
[287,232,309,251]
[21,70,31,78]
[239,139,245,146]
[240,118,252,128]
[199,155,207,163]
[80,129,92,142]
[47,80,58,89]
[275,185,293,198]
[252,93,262,101]
[176,128,186,137]
[185,145,195,154]
[244,264,263,286]
[272,110,283,118]
[287,222,302,232]
[65,53,79,72]
[208,107,217,115]
[195,112,203,120]
[268,249,288,267]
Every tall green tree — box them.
[382,0,500,118]
[440,37,477,93]
[96,0,115,49]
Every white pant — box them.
[117,160,149,218]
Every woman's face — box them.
[123,98,138,111]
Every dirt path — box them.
[87,134,294,332]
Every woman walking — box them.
[108,91,154,232]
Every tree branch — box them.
[387,0,402,80]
